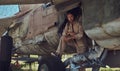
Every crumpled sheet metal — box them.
[0,17,15,37]
[26,5,57,39]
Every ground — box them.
[11,55,120,71]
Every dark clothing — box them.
[0,61,11,71]
[0,35,13,71]
[0,35,13,61]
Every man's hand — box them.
[64,32,75,41]
[64,36,75,41]
[68,32,76,36]
[64,36,71,41]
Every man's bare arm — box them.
[74,23,84,40]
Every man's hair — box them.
[66,10,76,21]
[66,7,82,21]
[66,10,73,15]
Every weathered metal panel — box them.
[9,5,59,55]
[19,4,43,11]
[82,0,120,49]
[0,0,78,5]
[25,5,57,39]
[82,0,120,30]
[55,0,81,12]
[0,17,15,37]
[0,0,51,5]
[16,27,59,55]
[53,0,69,4]
[96,38,120,50]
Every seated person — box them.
[52,11,86,58]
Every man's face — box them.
[67,13,74,23]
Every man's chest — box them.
[67,24,79,33]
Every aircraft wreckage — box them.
[0,0,120,70]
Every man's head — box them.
[66,13,74,23]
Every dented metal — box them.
[0,0,120,55]
[82,0,120,50]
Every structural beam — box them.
[0,0,51,5]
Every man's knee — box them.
[60,36,66,41]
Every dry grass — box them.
[11,61,120,71]
[86,68,120,71]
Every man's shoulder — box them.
[74,21,82,25]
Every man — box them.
[52,11,86,58]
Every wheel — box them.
[38,56,65,71]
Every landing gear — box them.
[92,48,108,71]
[64,47,107,71]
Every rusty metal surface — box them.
[16,28,59,55]
[8,4,59,55]
[0,4,65,55]
[24,5,57,39]
[0,17,15,37]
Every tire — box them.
[38,56,65,71]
